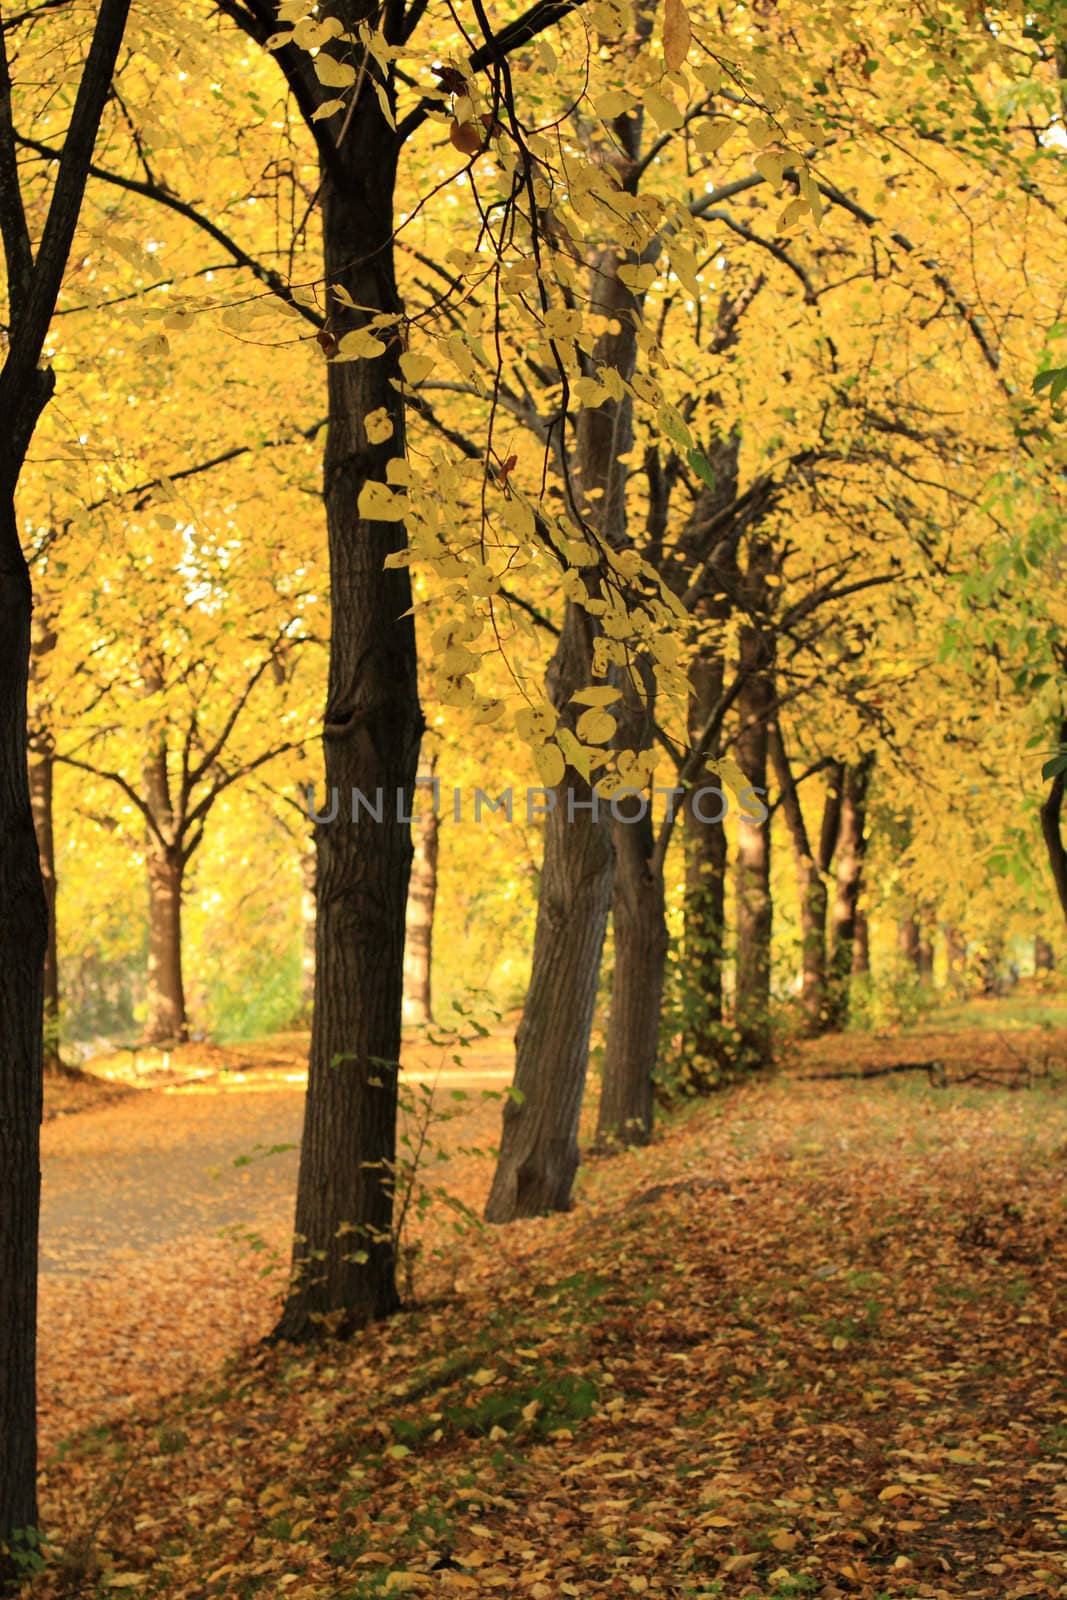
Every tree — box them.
[0,0,132,1570]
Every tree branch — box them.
[14,132,324,327]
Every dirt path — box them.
[37,1062,512,1450]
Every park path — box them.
[37,1061,512,1452]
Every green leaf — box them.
[1042,752,1067,781]
[687,449,717,490]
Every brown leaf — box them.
[450,119,484,156]
[663,0,691,71]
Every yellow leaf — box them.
[335,328,387,361]
[878,1483,911,1501]
[534,743,566,787]
[596,89,633,120]
[312,97,346,122]
[643,88,684,131]
[557,727,592,782]
[571,686,621,707]
[293,14,342,47]
[399,351,434,386]
[663,0,691,71]
[365,408,393,444]
[105,1579,147,1591]
[357,481,405,521]
[753,150,788,189]
[575,708,617,745]
[713,756,748,797]
[315,53,356,88]
[694,120,734,154]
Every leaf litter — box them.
[27,1027,1067,1599]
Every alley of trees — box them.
[2,0,1067,1592]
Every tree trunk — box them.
[274,99,422,1339]
[679,651,729,1084]
[0,506,48,1581]
[28,741,59,1070]
[946,924,967,997]
[769,727,837,1036]
[918,914,935,982]
[300,837,316,1017]
[143,836,187,1045]
[733,547,775,1064]
[826,755,874,1029]
[1035,934,1055,974]
[484,603,614,1221]
[402,797,438,1028]
[29,612,59,1070]
[0,0,132,1557]
[486,228,641,1222]
[1040,719,1067,925]
[898,908,921,971]
[596,783,666,1147]
[852,908,870,976]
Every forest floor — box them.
[26,1008,1067,1600]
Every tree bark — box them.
[0,0,132,1556]
[486,224,641,1220]
[1035,934,1055,974]
[140,740,188,1046]
[0,507,47,1583]
[769,728,836,1036]
[596,758,666,1148]
[898,908,921,971]
[143,837,187,1045]
[484,603,614,1220]
[733,545,775,1064]
[852,908,870,976]
[402,798,438,1028]
[1040,719,1067,925]
[28,611,59,1070]
[679,653,729,1084]
[300,837,316,1017]
[917,913,935,981]
[273,87,421,1338]
[826,755,874,1029]
[946,924,967,997]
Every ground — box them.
[25,1008,1067,1599]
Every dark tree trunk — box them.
[402,797,438,1028]
[274,95,422,1339]
[918,913,935,981]
[769,728,840,1036]
[486,230,641,1222]
[0,505,47,1582]
[852,908,870,976]
[484,604,614,1220]
[733,546,775,1064]
[0,0,132,1559]
[29,612,59,1070]
[680,653,729,1084]
[300,838,316,1017]
[1041,719,1067,925]
[898,908,921,971]
[28,746,59,1070]
[826,755,874,1029]
[670,449,744,1085]
[143,837,187,1045]
[140,741,187,1046]
[946,924,967,997]
[1035,934,1055,974]
[596,777,666,1148]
